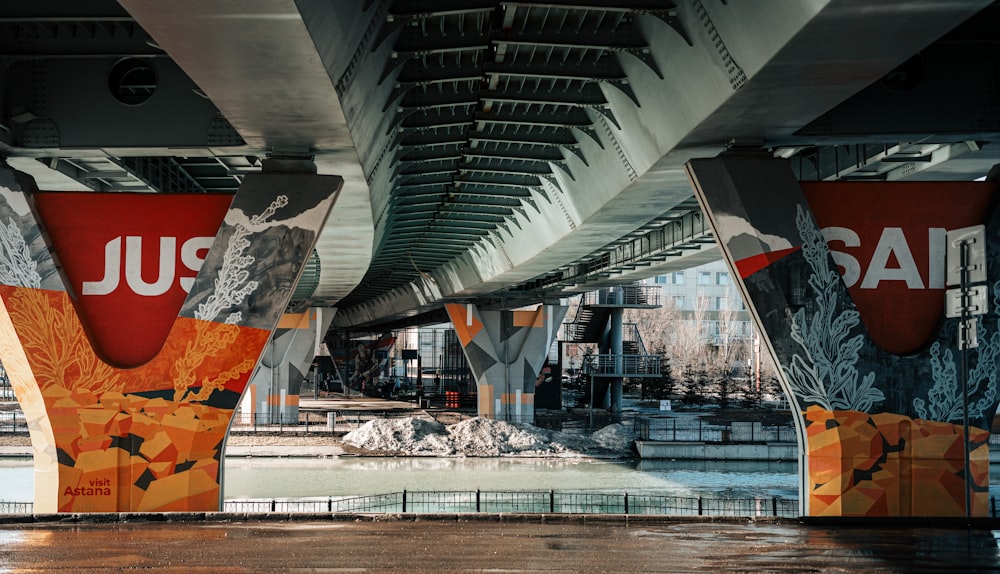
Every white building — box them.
[648,260,752,343]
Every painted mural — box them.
[446,303,567,422]
[687,156,999,517]
[243,308,335,424]
[0,164,340,512]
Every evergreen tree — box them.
[739,377,763,409]
[642,350,676,400]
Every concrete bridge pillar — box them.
[686,154,1000,517]
[0,161,340,512]
[241,308,335,425]
[445,303,567,423]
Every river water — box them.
[222,457,799,500]
[0,457,798,503]
[5,456,1000,505]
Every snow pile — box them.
[341,417,451,454]
[342,416,634,457]
[448,417,553,456]
[592,423,636,452]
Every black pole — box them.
[960,241,973,523]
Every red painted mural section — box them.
[802,182,996,354]
[30,192,233,367]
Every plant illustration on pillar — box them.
[914,290,1000,425]
[0,218,41,287]
[174,196,287,405]
[783,205,883,412]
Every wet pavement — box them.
[1,515,999,573]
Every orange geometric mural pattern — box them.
[0,285,268,512]
[805,407,989,517]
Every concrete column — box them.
[446,303,568,423]
[0,162,341,512]
[241,308,335,424]
[687,153,1000,518]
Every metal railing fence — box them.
[633,417,797,443]
[0,411,27,434]
[1,490,800,518]
[583,354,662,377]
[228,409,434,433]
[580,285,662,307]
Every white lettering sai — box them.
[821,227,946,289]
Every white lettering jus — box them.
[82,236,213,296]
[822,227,946,289]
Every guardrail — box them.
[580,285,662,307]
[229,409,433,434]
[583,354,661,377]
[12,493,1000,518]
[1,491,799,518]
[0,501,32,514]
[633,417,797,443]
[0,408,478,436]
[0,411,27,434]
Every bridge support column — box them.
[241,308,334,425]
[445,303,567,423]
[687,153,1000,518]
[0,162,340,512]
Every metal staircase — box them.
[566,305,611,344]
[564,284,662,378]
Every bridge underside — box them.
[3,0,985,329]
[1,1,1000,518]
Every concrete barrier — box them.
[635,441,798,461]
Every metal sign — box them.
[944,285,988,318]
[946,225,987,287]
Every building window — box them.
[708,321,719,336]
[671,272,685,285]
[715,297,728,310]
[716,272,729,285]
[673,296,685,309]
[698,271,711,285]
[654,275,667,284]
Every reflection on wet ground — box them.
[0,518,999,573]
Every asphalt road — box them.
[1,515,998,573]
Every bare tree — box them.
[626,290,762,408]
